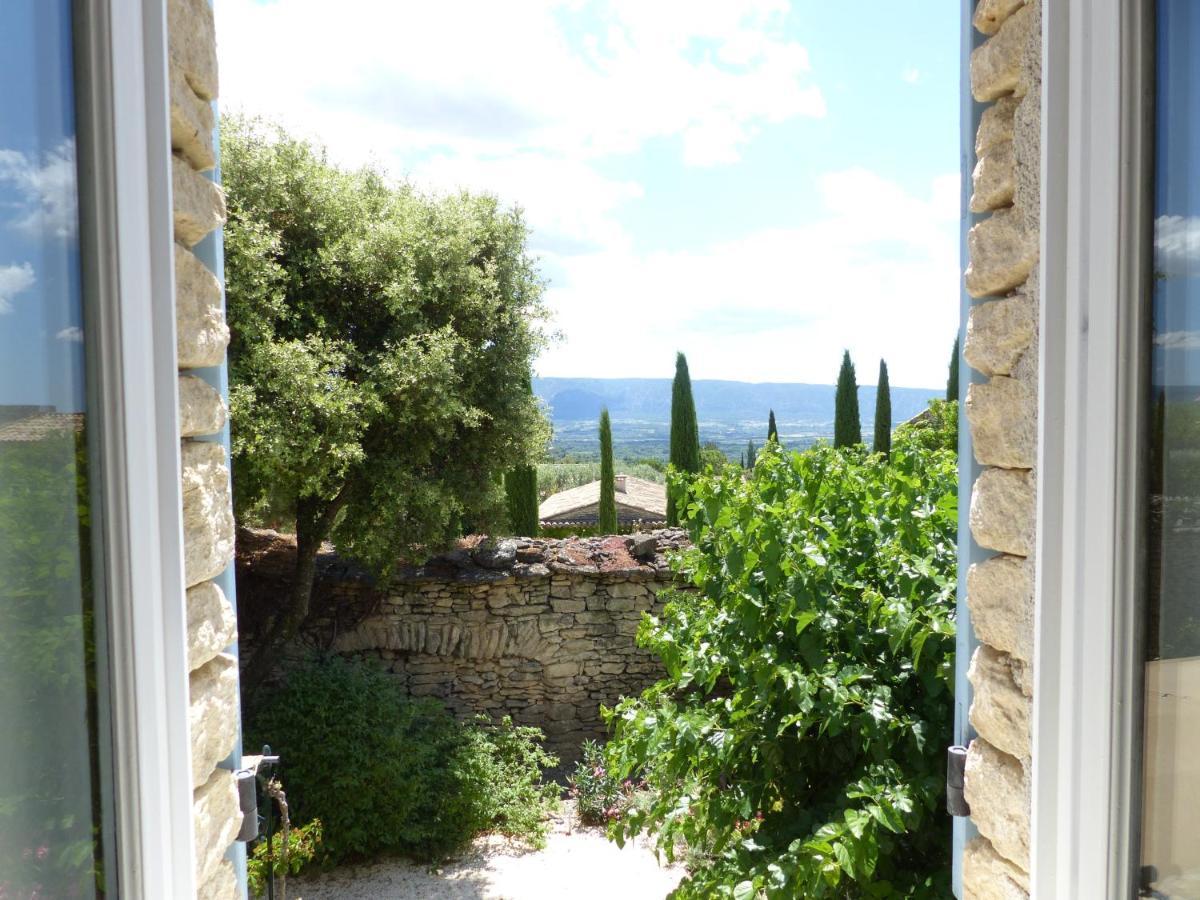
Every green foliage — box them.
[701,442,730,472]
[248,818,323,897]
[668,353,701,525]
[599,409,618,534]
[834,350,862,448]
[537,461,664,500]
[746,441,758,470]
[604,440,958,898]
[223,116,550,684]
[873,360,892,458]
[767,411,778,443]
[505,466,540,537]
[569,740,632,826]
[247,655,559,866]
[894,401,959,456]
[946,337,960,403]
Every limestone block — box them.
[965,290,1035,376]
[976,96,1019,157]
[973,0,1026,36]
[968,644,1032,761]
[193,768,241,889]
[187,580,237,672]
[169,65,214,171]
[971,140,1015,212]
[173,155,227,248]
[175,244,228,368]
[1013,86,1041,233]
[179,374,227,438]
[199,859,239,900]
[964,739,1030,872]
[181,441,235,587]
[966,377,1036,469]
[168,0,219,101]
[971,4,1035,101]
[966,208,1038,299]
[970,467,1035,557]
[962,836,1030,899]
[190,653,239,789]
[967,555,1034,664]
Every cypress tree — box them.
[504,466,539,536]
[873,358,892,457]
[947,335,960,402]
[746,439,757,469]
[767,410,778,442]
[667,352,701,525]
[598,408,617,534]
[833,350,862,448]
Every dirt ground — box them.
[291,803,684,900]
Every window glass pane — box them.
[1143,1,1200,894]
[0,2,110,897]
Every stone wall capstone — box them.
[962,1,1040,896]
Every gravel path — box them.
[291,804,684,900]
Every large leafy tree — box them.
[598,408,617,534]
[223,117,549,691]
[667,352,700,525]
[873,358,892,457]
[946,336,960,403]
[833,350,862,448]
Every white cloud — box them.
[0,262,35,314]
[0,139,78,239]
[55,326,84,343]
[536,169,961,386]
[1156,215,1200,275]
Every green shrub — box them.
[247,655,559,866]
[604,440,957,898]
[248,818,323,897]
[568,740,630,825]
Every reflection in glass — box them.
[0,2,109,898]
[1142,2,1200,897]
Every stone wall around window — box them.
[961,1,1041,896]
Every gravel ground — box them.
[290,804,684,900]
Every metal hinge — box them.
[946,745,970,817]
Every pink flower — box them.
[34,847,48,861]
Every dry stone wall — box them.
[961,1,1040,895]
[167,1,242,897]
[272,532,690,762]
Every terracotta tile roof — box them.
[539,475,667,523]
[0,412,85,442]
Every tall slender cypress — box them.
[767,410,778,443]
[667,352,701,526]
[947,335,960,402]
[873,359,892,457]
[598,408,617,533]
[833,350,862,448]
[746,439,757,469]
[504,466,539,536]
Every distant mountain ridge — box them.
[534,377,941,427]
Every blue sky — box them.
[218,0,962,387]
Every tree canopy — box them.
[223,116,549,689]
[873,359,892,457]
[833,350,862,448]
[667,352,700,525]
[946,336,960,403]
[598,409,617,534]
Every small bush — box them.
[247,818,323,897]
[247,655,559,866]
[568,740,633,825]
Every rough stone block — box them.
[971,3,1035,101]
[964,739,1030,873]
[198,859,239,900]
[968,644,1032,761]
[175,244,228,368]
[965,290,1036,377]
[976,96,1019,157]
[193,768,241,889]
[970,467,1035,557]
[169,64,214,171]
[168,0,219,101]
[973,0,1026,36]
[187,580,237,672]
[967,555,1034,665]
[971,140,1015,212]
[173,154,227,248]
[179,374,227,438]
[966,208,1038,298]
[181,441,235,587]
[966,376,1036,469]
[190,653,239,789]
[963,836,1030,898]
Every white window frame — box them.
[1032,0,1151,896]
[74,0,198,895]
